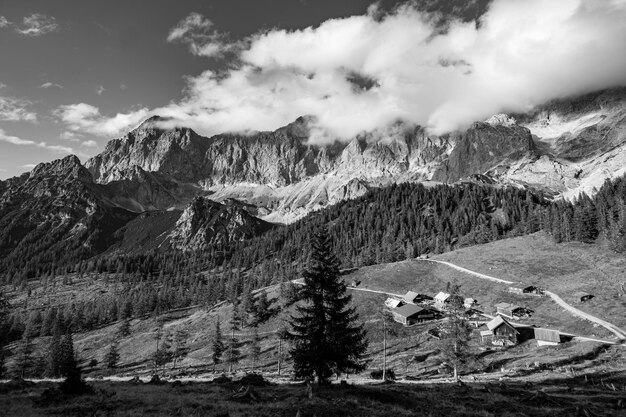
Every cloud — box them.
[167,12,237,57]
[59,131,81,142]
[0,16,10,28]
[81,140,98,148]
[157,0,626,140]
[0,128,73,154]
[40,82,63,89]
[96,85,105,96]
[15,13,58,37]
[54,103,150,137]
[0,96,37,122]
[20,164,37,169]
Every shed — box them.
[434,292,450,305]
[534,328,561,346]
[401,291,433,304]
[392,304,436,326]
[385,298,403,309]
[480,330,494,342]
[495,302,532,319]
[486,315,519,344]
[574,291,594,303]
[523,285,542,294]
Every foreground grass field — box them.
[2,375,626,417]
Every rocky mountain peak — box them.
[31,155,92,183]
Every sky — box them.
[1,0,625,179]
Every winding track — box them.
[420,259,626,341]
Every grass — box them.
[2,375,626,417]
[343,249,614,339]
[434,231,626,332]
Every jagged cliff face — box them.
[0,155,275,270]
[168,197,273,250]
[84,114,540,222]
[22,86,626,226]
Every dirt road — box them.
[420,259,626,341]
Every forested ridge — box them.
[2,175,626,356]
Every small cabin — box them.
[574,291,594,303]
[495,302,532,319]
[434,292,450,307]
[523,286,542,295]
[486,315,519,345]
[392,304,436,326]
[534,328,561,346]
[402,291,433,304]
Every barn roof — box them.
[486,316,519,333]
[403,291,420,303]
[434,292,450,302]
[534,328,560,343]
[385,298,402,309]
[393,303,427,318]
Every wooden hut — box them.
[534,328,561,346]
[486,315,519,345]
[392,304,436,326]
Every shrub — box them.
[370,368,396,380]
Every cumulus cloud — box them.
[167,12,237,57]
[0,128,73,154]
[15,13,58,37]
[54,103,150,137]
[0,16,10,28]
[81,140,98,148]
[96,85,105,96]
[157,0,626,140]
[40,82,63,89]
[0,96,37,122]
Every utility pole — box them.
[382,317,387,381]
[277,337,282,376]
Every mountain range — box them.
[0,87,625,270]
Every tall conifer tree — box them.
[286,230,368,384]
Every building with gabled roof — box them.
[385,297,403,309]
[495,302,532,319]
[392,304,436,326]
[434,292,450,305]
[485,315,519,345]
[534,328,561,346]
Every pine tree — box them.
[250,326,261,371]
[46,331,63,377]
[379,301,398,381]
[253,290,272,325]
[59,331,78,378]
[286,230,368,384]
[105,341,120,371]
[211,319,225,371]
[117,319,131,338]
[225,312,240,373]
[0,292,10,379]
[172,328,189,370]
[439,283,473,381]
